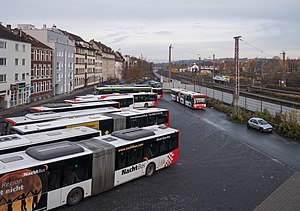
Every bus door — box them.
[185,95,192,107]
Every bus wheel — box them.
[67,188,83,206]
[144,103,148,108]
[145,163,155,177]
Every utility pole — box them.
[280,50,286,86]
[233,36,241,115]
[213,54,215,77]
[168,44,173,83]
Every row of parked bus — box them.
[0,84,180,211]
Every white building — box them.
[19,24,75,95]
[0,24,31,109]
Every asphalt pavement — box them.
[55,93,295,211]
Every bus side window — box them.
[169,136,178,151]
[131,119,138,128]
[157,112,168,124]
[116,151,127,170]
[147,116,156,126]
[186,95,191,102]
[127,147,143,166]
[63,160,89,186]
[144,142,159,159]
[138,117,147,127]
[48,168,61,191]
[159,139,170,154]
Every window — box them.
[15,43,19,51]
[144,142,159,159]
[147,115,156,126]
[159,139,169,154]
[22,44,26,52]
[48,168,61,191]
[169,136,178,151]
[22,73,25,80]
[15,58,19,65]
[138,117,147,127]
[157,112,168,124]
[22,59,26,66]
[127,147,143,166]
[15,73,18,81]
[116,151,127,170]
[0,41,6,49]
[37,50,40,60]
[0,74,7,82]
[0,58,7,65]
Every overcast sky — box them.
[2,0,300,62]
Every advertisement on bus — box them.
[0,165,48,211]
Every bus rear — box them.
[152,87,164,99]
[192,94,206,109]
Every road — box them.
[55,93,295,211]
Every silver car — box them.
[247,117,273,132]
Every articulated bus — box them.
[29,101,120,113]
[2,107,120,135]
[171,88,206,109]
[65,92,158,108]
[95,85,164,99]
[94,86,152,95]
[0,126,100,155]
[0,125,179,210]
[11,107,170,136]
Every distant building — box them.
[114,51,124,80]
[90,40,115,82]
[19,24,75,95]
[21,32,53,102]
[62,32,99,90]
[0,24,31,109]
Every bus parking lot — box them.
[54,94,295,211]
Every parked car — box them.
[247,117,273,132]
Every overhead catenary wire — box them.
[240,39,273,58]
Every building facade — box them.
[114,51,124,81]
[90,40,115,83]
[19,24,75,95]
[63,32,99,89]
[21,32,53,102]
[0,24,31,109]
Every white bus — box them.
[66,92,158,108]
[29,101,120,113]
[0,126,100,155]
[10,108,170,136]
[0,125,179,210]
[171,88,207,109]
[12,114,114,136]
[2,107,120,135]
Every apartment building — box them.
[114,51,124,80]
[90,40,115,83]
[62,32,100,89]
[0,24,31,109]
[19,24,75,95]
[21,32,53,102]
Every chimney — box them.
[7,25,11,30]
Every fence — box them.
[161,75,300,123]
